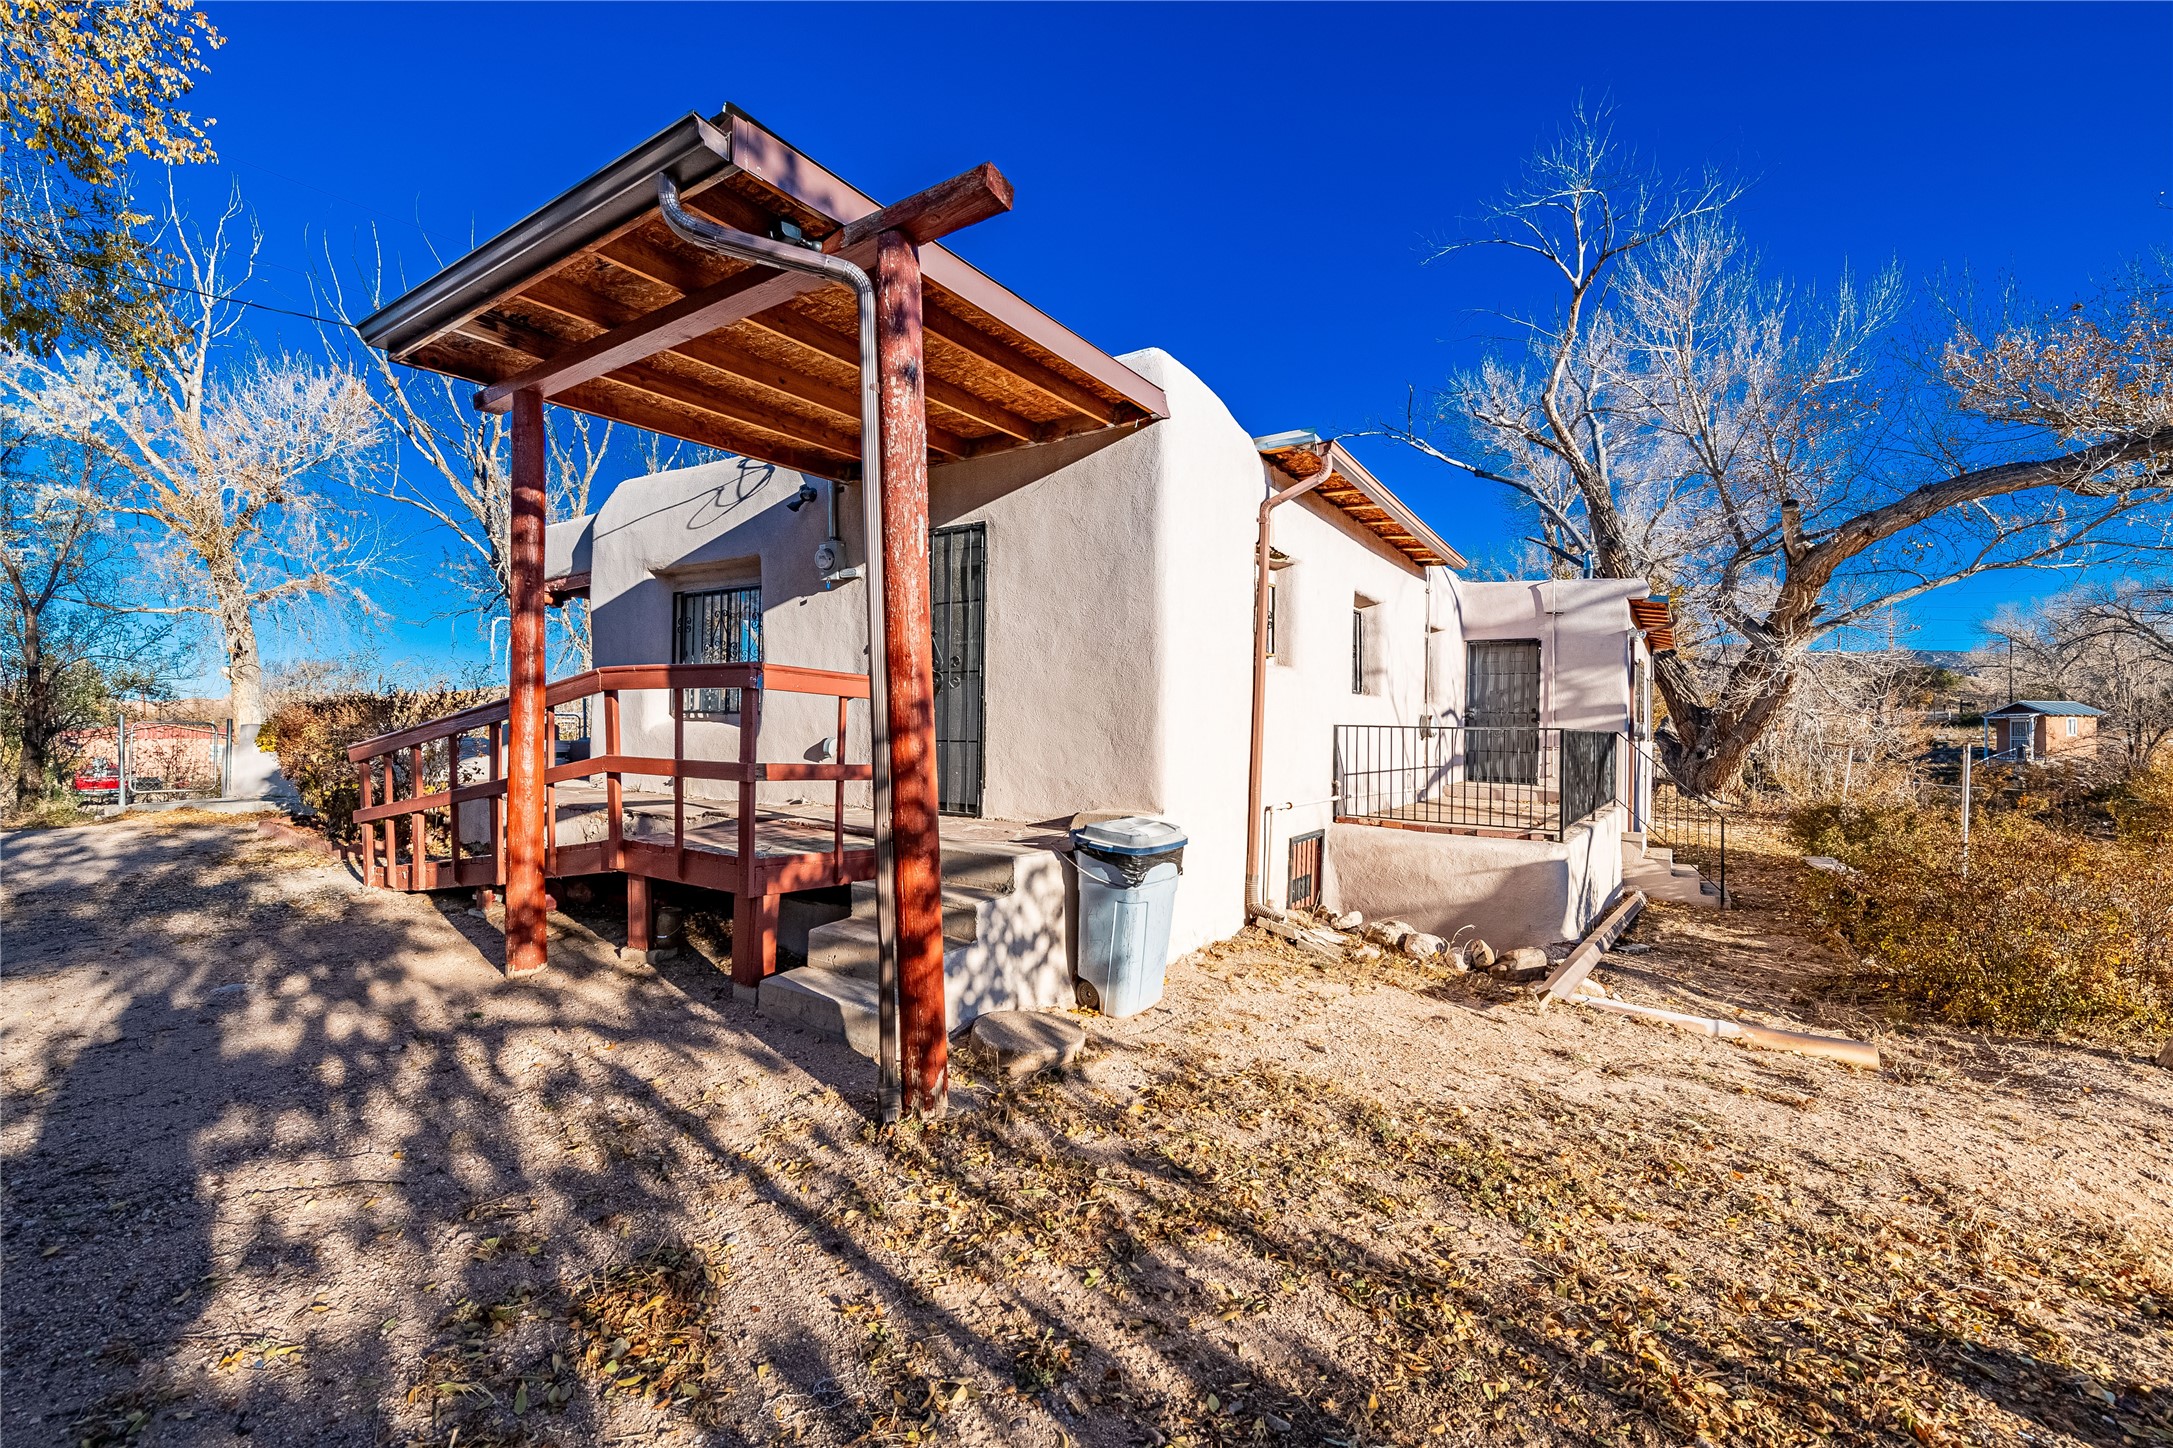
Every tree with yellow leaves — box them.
[0,0,221,362]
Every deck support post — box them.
[504,387,550,977]
[624,873,652,961]
[875,228,947,1116]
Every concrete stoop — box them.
[1620,831,1721,908]
[757,839,1073,1058]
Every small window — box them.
[674,585,761,719]
[1351,607,1367,694]
[1261,554,1292,662]
[2066,716,2078,737]
[1286,830,1324,910]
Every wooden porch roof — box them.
[358,108,1168,477]
[1628,597,1677,653]
[1256,435,1465,570]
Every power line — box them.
[131,272,355,330]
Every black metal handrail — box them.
[1626,738,1729,907]
[1333,724,1620,840]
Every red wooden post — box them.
[356,759,377,887]
[876,228,947,1115]
[487,720,504,887]
[625,871,652,959]
[407,742,426,888]
[604,688,623,870]
[671,683,686,878]
[833,694,848,881]
[730,678,773,987]
[381,756,398,888]
[504,388,550,976]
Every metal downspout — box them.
[1244,464,1330,911]
[658,177,904,1122]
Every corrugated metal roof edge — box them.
[1251,432,1468,570]
[1987,701,2105,716]
[357,113,735,356]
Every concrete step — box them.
[1623,862,1718,909]
[802,887,986,975]
[759,966,946,1057]
[762,842,1076,1055]
[938,839,1029,894]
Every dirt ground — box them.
[4,816,2169,1448]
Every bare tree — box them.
[0,389,176,801]
[320,236,647,672]
[2,188,381,740]
[1377,108,2173,794]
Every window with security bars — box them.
[1286,830,1323,910]
[673,585,761,719]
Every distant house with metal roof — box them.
[1985,700,2103,760]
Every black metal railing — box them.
[1333,724,1621,840]
[1626,738,1729,907]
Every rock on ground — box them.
[967,1009,1087,1079]
[1494,945,1550,980]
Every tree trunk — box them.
[12,610,52,803]
[1652,642,1801,797]
[209,565,264,734]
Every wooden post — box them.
[731,678,773,987]
[487,720,504,886]
[504,388,549,976]
[604,689,623,870]
[408,743,426,888]
[356,759,377,887]
[876,228,947,1115]
[625,872,652,960]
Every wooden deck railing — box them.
[344,663,876,905]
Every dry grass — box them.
[721,988,2173,1448]
[1790,799,2173,1039]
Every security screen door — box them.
[1466,639,1542,785]
[930,523,987,816]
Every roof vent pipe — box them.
[657,175,903,1122]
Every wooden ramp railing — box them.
[344,663,875,983]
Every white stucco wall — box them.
[563,348,1648,966]
[1322,805,1626,948]
[1253,493,1436,910]
[570,350,1266,958]
[1452,578,1644,732]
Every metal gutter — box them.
[657,176,906,1124]
[357,105,1168,424]
[357,113,738,356]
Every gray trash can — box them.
[1070,816,1187,1017]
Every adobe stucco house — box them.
[544,348,1675,1045]
[1985,700,2103,760]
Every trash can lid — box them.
[1071,815,1186,855]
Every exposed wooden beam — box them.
[922,306,1119,424]
[552,376,850,476]
[475,264,825,414]
[593,205,1039,446]
[827,162,1013,252]
[475,164,1019,420]
[458,307,871,461]
[743,309,1038,444]
[529,264,972,457]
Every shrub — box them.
[260,687,495,839]
[1790,799,2173,1039]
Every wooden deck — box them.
[346,662,877,985]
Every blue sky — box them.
[169,1,2171,682]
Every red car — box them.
[73,761,120,799]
